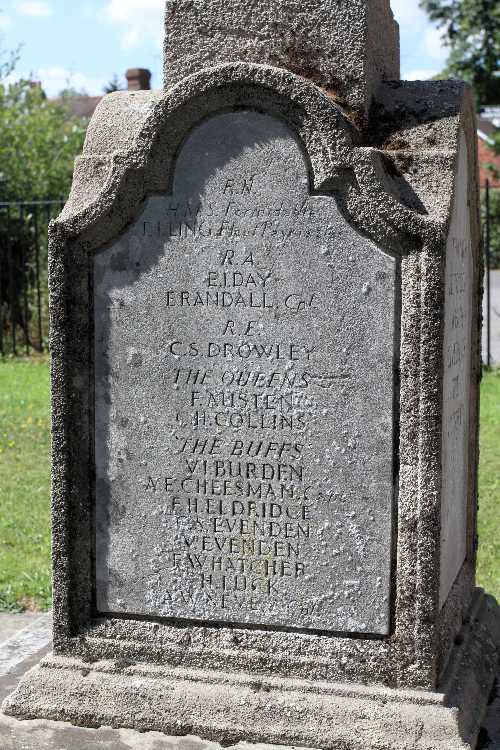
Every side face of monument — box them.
[2,12,497,748]
[440,132,474,608]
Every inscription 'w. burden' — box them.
[94,111,397,635]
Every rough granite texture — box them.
[163,0,400,117]
[2,2,498,745]
[1,613,500,749]
[3,593,499,749]
[439,131,474,607]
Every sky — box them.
[0,0,450,97]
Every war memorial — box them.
[3,1,499,748]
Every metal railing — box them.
[484,180,492,368]
[0,193,496,362]
[0,200,64,357]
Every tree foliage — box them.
[0,77,87,201]
[103,74,124,94]
[0,46,88,351]
[419,0,500,105]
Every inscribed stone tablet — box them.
[439,132,473,607]
[94,111,397,634]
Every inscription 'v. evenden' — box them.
[94,111,397,635]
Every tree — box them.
[58,86,89,98]
[419,0,500,105]
[420,1,500,270]
[0,78,87,201]
[0,48,88,350]
[0,42,19,81]
[103,74,124,94]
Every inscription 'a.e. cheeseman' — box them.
[94,111,398,635]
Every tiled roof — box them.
[477,107,500,188]
[478,117,498,140]
[52,95,103,119]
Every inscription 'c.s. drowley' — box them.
[94,110,397,635]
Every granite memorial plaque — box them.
[94,111,396,634]
[5,2,499,748]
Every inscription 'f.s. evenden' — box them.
[94,111,397,635]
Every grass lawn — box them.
[0,356,51,611]
[0,358,499,612]
[477,369,500,596]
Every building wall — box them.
[478,137,500,188]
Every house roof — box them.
[52,95,103,120]
[50,68,152,120]
[480,106,500,127]
[477,108,500,188]
[478,117,498,142]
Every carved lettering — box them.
[94,111,396,634]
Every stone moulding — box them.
[3,593,499,749]
[61,63,442,252]
[3,62,497,749]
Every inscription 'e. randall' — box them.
[93,110,398,635]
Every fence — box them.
[0,200,64,357]
[484,181,493,368]
[0,194,497,361]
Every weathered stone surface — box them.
[3,593,500,750]
[440,132,474,607]
[94,110,396,634]
[164,0,400,116]
[0,614,48,647]
[0,604,497,750]
[0,615,51,678]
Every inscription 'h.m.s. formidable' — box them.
[94,111,397,635]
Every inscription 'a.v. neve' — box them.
[93,110,397,635]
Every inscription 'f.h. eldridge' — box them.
[94,110,398,635]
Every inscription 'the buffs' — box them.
[94,111,398,635]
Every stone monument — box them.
[4,1,499,747]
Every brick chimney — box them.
[126,68,152,91]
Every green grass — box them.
[477,369,500,597]
[0,358,499,612]
[0,356,51,611]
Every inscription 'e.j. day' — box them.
[94,111,397,635]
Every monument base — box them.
[3,593,499,750]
